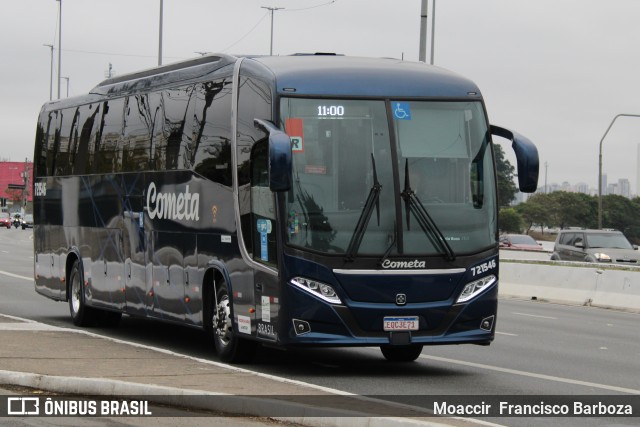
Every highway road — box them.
[0,228,638,426]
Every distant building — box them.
[619,178,631,198]
[575,182,589,194]
[0,161,33,212]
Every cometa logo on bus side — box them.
[146,182,200,221]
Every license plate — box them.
[383,316,419,331]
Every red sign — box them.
[285,118,304,153]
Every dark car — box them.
[550,229,640,264]
[499,234,544,251]
[0,212,11,229]
[21,214,33,230]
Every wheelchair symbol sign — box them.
[393,102,412,120]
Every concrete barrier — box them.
[499,259,640,312]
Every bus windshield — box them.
[281,98,496,257]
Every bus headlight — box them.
[290,277,342,304]
[456,275,496,303]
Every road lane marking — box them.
[0,322,63,331]
[418,354,640,394]
[0,269,33,282]
[512,312,557,320]
[495,331,518,336]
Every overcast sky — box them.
[2,0,639,193]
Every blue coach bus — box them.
[33,54,538,363]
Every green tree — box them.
[603,195,640,240]
[516,193,551,233]
[546,191,596,230]
[494,144,518,209]
[499,208,523,233]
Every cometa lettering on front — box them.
[146,182,200,221]
[381,259,426,269]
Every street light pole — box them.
[43,44,54,101]
[158,0,163,66]
[597,113,640,229]
[544,161,548,194]
[56,0,62,99]
[430,0,436,64]
[261,6,284,55]
[419,0,428,62]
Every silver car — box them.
[550,229,640,264]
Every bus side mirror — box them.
[254,119,293,192]
[490,125,539,193]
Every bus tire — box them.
[68,260,97,326]
[211,279,256,363]
[380,344,423,362]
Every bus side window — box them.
[149,92,164,171]
[34,112,51,178]
[93,98,125,174]
[46,111,60,176]
[55,108,79,176]
[163,85,194,171]
[193,79,233,185]
[123,95,151,172]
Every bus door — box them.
[250,140,280,342]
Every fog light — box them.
[293,319,311,335]
[480,315,495,331]
[290,277,342,304]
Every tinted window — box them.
[193,79,233,186]
[74,103,101,175]
[123,95,152,172]
[162,86,194,171]
[45,111,60,176]
[34,112,51,177]
[54,108,79,176]
[93,99,125,173]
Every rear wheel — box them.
[380,344,423,362]
[211,279,256,363]
[68,260,98,326]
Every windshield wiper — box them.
[378,222,398,267]
[346,154,382,261]
[401,160,456,261]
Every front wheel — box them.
[380,344,423,362]
[211,279,256,363]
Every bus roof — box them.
[247,54,483,99]
[43,54,482,111]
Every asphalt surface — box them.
[0,313,473,427]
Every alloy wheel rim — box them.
[213,295,232,347]
[71,274,81,314]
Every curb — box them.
[0,370,460,427]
